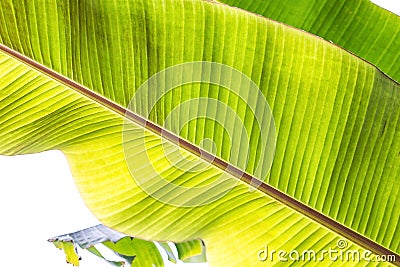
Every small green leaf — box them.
[176,240,206,263]
[49,237,81,266]
[156,242,177,263]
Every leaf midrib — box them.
[1,43,398,264]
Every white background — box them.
[0,1,398,266]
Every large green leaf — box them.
[218,0,400,83]
[0,0,399,266]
